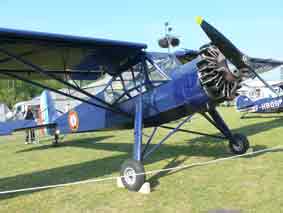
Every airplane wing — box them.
[248,57,283,77]
[0,28,147,80]
[0,119,55,136]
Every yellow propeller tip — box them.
[196,16,203,25]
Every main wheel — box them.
[229,133,250,155]
[120,159,145,191]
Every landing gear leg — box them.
[205,107,250,155]
[120,95,145,191]
[52,129,60,146]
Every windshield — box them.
[146,52,181,76]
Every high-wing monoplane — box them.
[0,17,283,191]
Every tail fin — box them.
[39,90,60,135]
[236,95,254,110]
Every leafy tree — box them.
[0,79,62,108]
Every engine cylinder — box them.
[197,45,241,101]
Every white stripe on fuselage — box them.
[258,98,282,111]
[238,98,283,113]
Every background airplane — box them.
[236,80,283,118]
[0,17,282,191]
[236,94,283,118]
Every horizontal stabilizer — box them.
[0,119,56,136]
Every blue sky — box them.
[0,0,282,79]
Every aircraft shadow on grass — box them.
[1,117,283,199]
[17,115,283,154]
[15,135,115,154]
[240,114,283,119]
[188,116,283,144]
[149,116,283,188]
[0,141,234,200]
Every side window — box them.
[103,62,147,104]
[102,59,170,104]
[100,54,178,104]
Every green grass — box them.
[0,107,283,213]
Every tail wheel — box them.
[229,133,250,155]
[120,159,145,191]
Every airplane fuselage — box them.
[55,57,212,134]
[243,96,283,113]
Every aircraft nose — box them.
[197,45,241,101]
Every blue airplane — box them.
[236,94,283,118]
[0,17,282,191]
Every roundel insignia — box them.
[68,111,79,132]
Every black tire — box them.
[229,133,250,155]
[120,159,145,191]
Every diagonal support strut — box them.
[0,47,130,116]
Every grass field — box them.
[0,107,283,213]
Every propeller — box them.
[196,16,283,96]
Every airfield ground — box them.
[0,107,283,213]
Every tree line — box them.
[0,80,62,108]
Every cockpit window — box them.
[101,53,177,104]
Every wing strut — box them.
[1,71,131,117]
[0,47,131,117]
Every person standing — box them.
[24,105,35,144]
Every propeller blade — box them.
[196,16,280,96]
[196,16,246,69]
